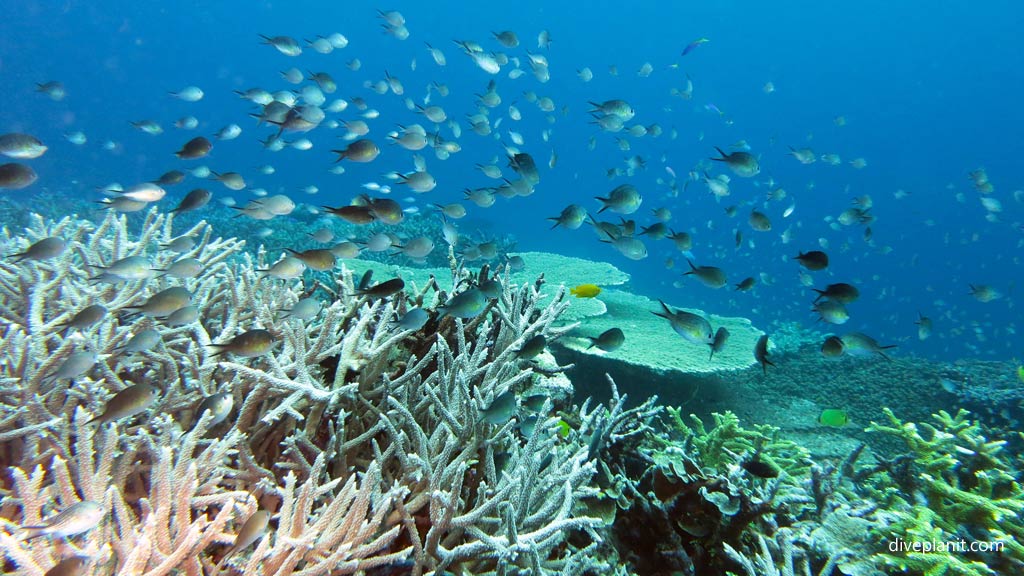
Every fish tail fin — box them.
[206,344,228,357]
[657,299,673,316]
[713,146,727,159]
[17,526,47,541]
[877,344,897,362]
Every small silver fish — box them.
[193,392,234,429]
[222,510,271,563]
[20,501,104,540]
[8,236,65,262]
[209,329,278,358]
[43,556,90,576]
[87,383,159,425]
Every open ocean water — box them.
[2,2,1024,575]
[2,1,1022,360]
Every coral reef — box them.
[2,208,1022,576]
[553,288,764,409]
[604,408,816,575]
[862,408,1024,575]
[592,403,1024,576]
[0,209,627,575]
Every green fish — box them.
[8,236,65,262]
[840,332,896,361]
[821,336,845,358]
[437,288,487,319]
[192,393,234,429]
[595,184,642,215]
[653,300,713,346]
[818,408,848,427]
[754,334,774,375]
[684,259,727,289]
[480,390,516,425]
[209,329,278,358]
[515,334,547,360]
[709,327,730,360]
[741,456,779,479]
[87,383,159,425]
[711,146,760,178]
[124,286,192,317]
[356,277,405,298]
[587,327,625,352]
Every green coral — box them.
[660,408,812,476]
[876,507,997,576]
[866,407,1024,574]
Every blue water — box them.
[2,0,1022,361]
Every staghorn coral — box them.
[722,526,845,576]
[0,408,246,576]
[6,209,1022,576]
[862,407,1024,575]
[0,208,613,575]
[604,409,816,575]
[359,273,606,575]
[662,409,812,477]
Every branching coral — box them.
[6,209,1022,576]
[0,208,614,575]
[660,408,812,478]
[602,409,816,575]
[863,407,1024,575]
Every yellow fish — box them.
[555,419,571,438]
[1018,366,1024,384]
[570,284,601,298]
[818,408,848,427]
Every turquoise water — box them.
[3,1,1023,360]
[2,3,1024,575]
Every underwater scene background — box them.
[1,1,1022,575]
